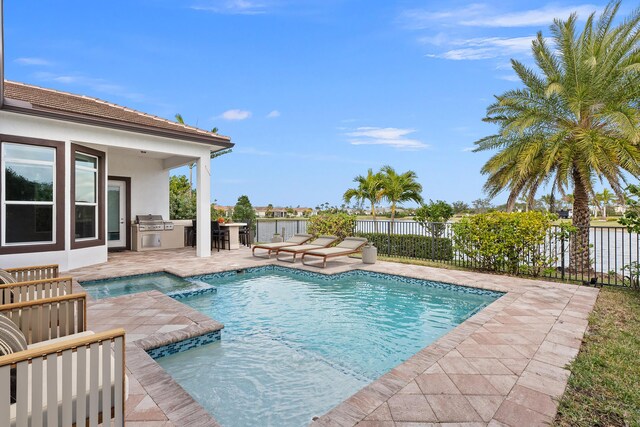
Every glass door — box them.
[107,180,126,247]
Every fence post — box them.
[387,221,391,256]
[296,220,300,234]
[431,223,436,260]
[275,219,278,238]
[256,220,259,243]
[561,233,566,281]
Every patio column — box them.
[196,154,211,257]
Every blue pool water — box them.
[80,272,206,299]
[155,268,501,427]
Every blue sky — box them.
[4,1,616,208]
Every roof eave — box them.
[1,102,234,150]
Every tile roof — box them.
[3,81,231,145]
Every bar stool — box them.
[211,221,230,251]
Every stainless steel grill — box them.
[136,214,174,231]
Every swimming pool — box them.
[154,267,502,427]
[80,272,209,299]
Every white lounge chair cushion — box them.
[305,247,360,256]
[0,313,27,356]
[0,270,17,285]
[9,340,128,426]
[336,237,368,250]
[308,236,338,247]
[254,242,299,250]
[286,234,313,244]
[280,244,324,253]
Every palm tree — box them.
[474,2,640,272]
[540,193,556,212]
[175,113,226,189]
[379,165,424,231]
[343,169,384,231]
[596,189,616,220]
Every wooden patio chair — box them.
[0,264,60,283]
[301,237,369,268]
[275,235,339,263]
[1,277,74,306]
[252,233,313,258]
[0,293,126,426]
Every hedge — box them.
[356,232,453,261]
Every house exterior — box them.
[0,81,233,270]
[254,206,313,218]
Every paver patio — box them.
[66,247,599,427]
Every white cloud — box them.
[461,5,600,27]
[14,57,51,66]
[345,127,429,151]
[462,147,476,152]
[266,110,281,118]
[191,0,267,15]
[219,109,252,121]
[401,3,599,29]
[425,36,535,60]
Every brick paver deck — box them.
[65,247,599,427]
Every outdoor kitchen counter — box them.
[220,222,246,250]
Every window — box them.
[74,153,98,239]
[0,135,65,254]
[71,145,105,248]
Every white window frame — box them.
[1,142,57,246]
[74,151,99,241]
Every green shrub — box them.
[307,213,357,240]
[356,232,453,261]
[452,211,554,275]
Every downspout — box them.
[0,0,4,108]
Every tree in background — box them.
[232,195,257,224]
[265,204,274,218]
[343,168,384,231]
[379,165,423,230]
[473,3,640,271]
[452,201,470,215]
[472,198,493,214]
[169,175,196,219]
[539,193,556,212]
[595,189,616,220]
[415,200,454,237]
[619,184,640,232]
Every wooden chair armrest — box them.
[0,328,125,367]
[4,264,59,281]
[0,276,73,289]
[1,293,88,344]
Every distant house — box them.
[254,206,313,218]
[0,81,233,270]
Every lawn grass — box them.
[554,287,640,427]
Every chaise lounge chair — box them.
[301,237,368,268]
[252,233,314,258]
[0,293,127,426]
[275,235,339,263]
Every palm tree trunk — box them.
[570,171,592,274]
[390,203,396,233]
[370,200,378,233]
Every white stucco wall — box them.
[107,151,169,219]
[0,110,216,270]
